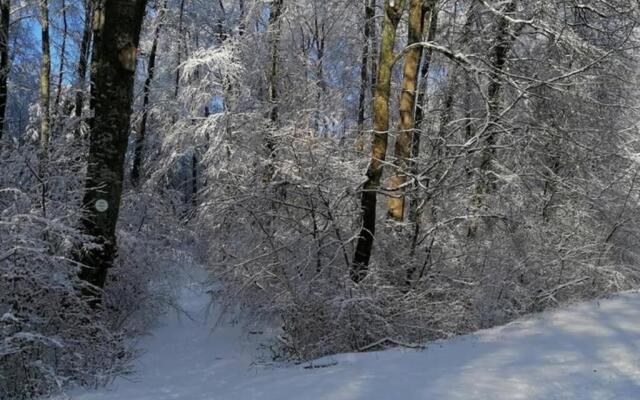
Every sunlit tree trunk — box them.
[75,0,148,304]
[0,0,10,139]
[387,0,432,222]
[351,0,406,283]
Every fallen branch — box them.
[359,337,425,352]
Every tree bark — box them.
[387,0,434,222]
[0,0,10,139]
[75,0,148,304]
[131,3,163,187]
[74,0,93,138]
[351,0,405,283]
[39,0,50,155]
[355,0,375,151]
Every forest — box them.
[1,0,640,398]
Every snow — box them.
[57,272,640,400]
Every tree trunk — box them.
[408,2,438,227]
[39,0,50,155]
[0,0,10,139]
[387,0,434,222]
[263,0,283,183]
[351,0,405,283]
[54,0,67,112]
[131,4,163,187]
[468,0,516,237]
[75,0,148,304]
[369,0,378,99]
[74,0,93,138]
[355,0,375,151]
[174,0,185,99]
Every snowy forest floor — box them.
[55,267,640,400]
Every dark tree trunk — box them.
[355,0,375,151]
[75,0,148,304]
[408,2,438,231]
[54,0,67,111]
[351,0,405,283]
[131,5,163,187]
[468,0,517,237]
[263,0,283,183]
[74,0,94,138]
[0,0,10,139]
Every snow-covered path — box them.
[64,272,640,400]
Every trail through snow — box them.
[61,270,640,400]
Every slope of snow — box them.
[57,272,640,400]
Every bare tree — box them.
[39,0,50,154]
[132,1,164,186]
[355,0,376,151]
[74,0,94,138]
[387,0,436,222]
[264,0,283,183]
[351,0,406,282]
[54,0,68,111]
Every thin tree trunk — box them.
[74,0,93,138]
[312,14,325,133]
[238,0,245,36]
[75,0,148,305]
[407,2,438,270]
[351,0,405,283]
[54,0,67,111]
[355,0,375,151]
[263,0,283,183]
[387,0,432,222]
[0,0,10,139]
[369,0,378,99]
[39,0,50,155]
[468,0,516,237]
[131,3,163,186]
[174,0,185,99]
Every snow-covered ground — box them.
[58,272,640,400]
